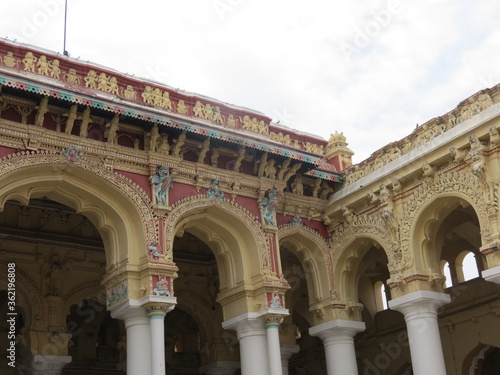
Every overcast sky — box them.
[1,0,499,162]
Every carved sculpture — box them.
[449,147,467,163]
[149,124,160,152]
[206,179,224,201]
[233,146,246,171]
[162,91,173,110]
[49,59,61,79]
[153,276,171,296]
[157,134,170,154]
[37,55,49,75]
[64,105,78,135]
[123,85,137,100]
[148,241,162,260]
[193,101,204,117]
[211,148,220,166]
[65,68,80,85]
[291,174,304,195]
[177,100,188,114]
[142,86,154,105]
[79,107,92,138]
[105,115,120,144]
[84,70,98,89]
[263,159,277,179]
[3,51,17,68]
[227,114,237,127]
[22,51,36,72]
[198,138,210,163]
[283,163,302,183]
[34,97,49,127]
[260,186,279,226]
[150,165,173,206]
[171,130,186,157]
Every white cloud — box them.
[0,0,498,163]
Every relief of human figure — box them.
[150,165,173,206]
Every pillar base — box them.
[482,266,500,284]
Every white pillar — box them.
[389,290,450,375]
[264,316,284,375]
[111,303,152,375]
[280,345,299,375]
[222,314,270,375]
[142,297,176,375]
[309,319,365,375]
[482,265,500,284]
[145,305,170,375]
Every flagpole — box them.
[63,0,68,56]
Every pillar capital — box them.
[309,319,365,342]
[309,319,365,375]
[262,314,285,328]
[222,308,289,336]
[388,290,450,321]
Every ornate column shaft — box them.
[389,290,450,375]
[111,302,152,375]
[222,314,270,375]
[309,319,365,375]
[263,315,284,375]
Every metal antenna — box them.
[63,0,69,56]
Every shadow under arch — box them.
[410,193,482,273]
[278,225,332,305]
[0,152,156,267]
[167,196,270,317]
[334,235,390,303]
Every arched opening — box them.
[280,247,326,374]
[457,251,480,283]
[170,212,249,374]
[0,195,127,374]
[413,196,483,279]
[441,260,454,288]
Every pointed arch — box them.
[402,171,490,272]
[333,232,390,303]
[278,224,332,305]
[165,196,271,307]
[0,151,157,267]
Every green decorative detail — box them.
[93,101,104,109]
[208,131,217,138]
[27,85,39,93]
[124,109,135,117]
[0,77,5,85]
[60,93,72,101]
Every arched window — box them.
[374,281,388,311]
[441,260,453,288]
[456,251,479,283]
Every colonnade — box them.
[104,290,452,375]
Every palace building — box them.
[0,38,499,375]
